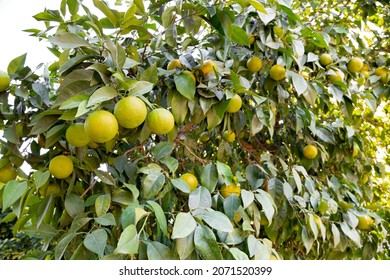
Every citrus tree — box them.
[0,0,389,260]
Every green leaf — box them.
[231,25,250,46]
[58,55,95,75]
[33,9,63,22]
[147,241,175,260]
[95,194,111,217]
[316,127,336,144]
[301,226,314,253]
[159,156,179,173]
[7,53,27,75]
[291,72,307,95]
[128,81,154,96]
[34,170,51,190]
[140,63,158,84]
[171,90,188,124]
[175,232,195,260]
[29,115,59,136]
[200,163,218,193]
[64,193,85,218]
[216,161,233,186]
[59,94,89,110]
[49,32,89,49]
[171,178,191,193]
[196,210,234,233]
[165,23,177,47]
[188,187,212,210]
[55,233,77,259]
[194,225,223,260]
[241,189,254,209]
[254,190,276,224]
[223,195,241,221]
[95,213,116,226]
[229,248,249,260]
[36,196,53,229]
[331,224,340,248]
[152,142,174,160]
[258,8,276,25]
[141,173,165,199]
[114,224,139,255]
[172,212,197,239]
[93,0,118,27]
[95,170,116,186]
[340,222,361,247]
[87,86,117,108]
[2,181,28,210]
[248,0,267,13]
[174,72,196,101]
[247,235,262,257]
[147,201,168,236]
[84,229,107,258]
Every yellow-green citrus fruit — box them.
[248,33,255,45]
[263,77,277,92]
[273,26,284,37]
[338,201,353,209]
[303,144,318,159]
[66,123,91,147]
[269,64,286,81]
[199,132,210,143]
[221,183,241,198]
[0,164,17,183]
[84,110,119,143]
[49,155,73,179]
[318,201,329,213]
[39,183,61,197]
[146,108,175,135]
[328,70,343,83]
[201,60,218,77]
[319,53,333,66]
[352,143,359,158]
[167,59,183,70]
[246,56,263,73]
[180,173,198,192]
[114,96,147,129]
[347,57,363,73]
[223,130,236,143]
[357,215,374,230]
[0,70,11,92]
[183,70,196,82]
[226,94,242,113]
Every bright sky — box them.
[0,0,60,71]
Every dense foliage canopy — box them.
[0,0,389,260]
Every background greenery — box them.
[0,0,389,260]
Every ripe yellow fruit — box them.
[0,70,11,92]
[84,110,119,143]
[201,60,218,77]
[180,173,198,192]
[183,70,196,82]
[0,164,17,183]
[374,66,388,83]
[220,183,241,198]
[328,70,343,83]
[226,94,242,113]
[39,183,61,197]
[49,155,73,179]
[66,123,91,147]
[357,215,374,230]
[319,53,333,66]
[223,130,236,143]
[114,96,147,129]
[246,56,262,73]
[146,108,175,134]
[347,57,363,73]
[269,64,286,81]
[303,144,318,159]
[167,59,183,70]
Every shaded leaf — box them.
[194,225,223,260]
[172,212,197,239]
[196,210,234,233]
[84,229,107,258]
[114,224,139,255]
[2,181,28,210]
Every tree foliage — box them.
[0,0,389,260]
